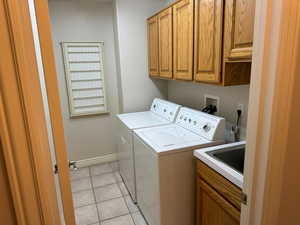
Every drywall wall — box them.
[113,0,168,113]
[168,81,250,139]
[49,0,120,161]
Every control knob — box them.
[202,124,211,132]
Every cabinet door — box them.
[148,16,159,76]
[224,0,256,60]
[173,0,194,80]
[158,7,173,79]
[194,0,223,83]
[197,179,240,225]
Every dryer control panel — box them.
[150,98,181,122]
[175,107,225,141]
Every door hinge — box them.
[241,192,248,205]
[54,164,59,174]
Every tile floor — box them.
[70,161,147,225]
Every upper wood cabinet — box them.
[147,0,255,85]
[173,0,194,81]
[158,7,173,79]
[147,16,159,77]
[224,0,256,61]
[194,0,223,83]
[222,0,255,85]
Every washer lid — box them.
[117,111,171,130]
[135,124,214,153]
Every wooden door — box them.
[148,16,159,77]
[173,0,194,80]
[224,0,256,60]
[32,0,77,224]
[0,0,65,224]
[194,0,223,83]
[197,179,240,225]
[158,7,173,79]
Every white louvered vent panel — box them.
[62,42,108,117]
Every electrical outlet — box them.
[204,94,220,115]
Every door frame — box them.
[32,0,76,224]
[1,0,300,224]
[0,0,62,224]
[241,0,300,224]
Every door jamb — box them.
[241,0,300,224]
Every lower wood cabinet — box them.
[196,160,242,225]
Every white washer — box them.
[133,107,226,225]
[116,98,181,202]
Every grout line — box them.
[100,213,131,223]
[96,196,124,204]
[71,161,118,181]
[89,166,102,224]
[123,197,138,225]
[72,162,121,225]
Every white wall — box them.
[113,0,168,113]
[49,0,120,161]
[168,81,250,138]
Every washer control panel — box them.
[150,98,181,122]
[175,107,225,141]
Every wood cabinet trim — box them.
[194,0,223,83]
[148,16,160,76]
[147,0,184,20]
[198,178,241,222]
[224,0,255,61]
[173,0,194,81]
[158,7,173,78]
[197,160,242,210]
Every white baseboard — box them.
[76,153,117,168]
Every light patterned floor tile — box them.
[90,163,113,176]
[97,197,129,221]
[114,172,122,183]
[70,167,90,180]
[110,161,119,172]
[124,195,138,213]
[101,215,134,225]
[71,177,92,193]
[94,183,122,202]
[131,212,147,225]
[73,189,95,208]
[118,182,129,196]
[75,204,99,225]
[92,173,116,188]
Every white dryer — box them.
[116,98,181,202]
[133,107,226,225]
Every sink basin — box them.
[207,147,245,174]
